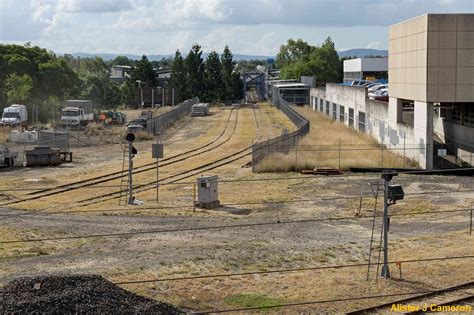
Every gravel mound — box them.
[0,274,184,314]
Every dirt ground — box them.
[0,103,473,313]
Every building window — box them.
[359,111,366,133]
[333,103,337,120]
[462,104,474,127]
[320,99,324,112]
[326,101,330,116]
[349,108,354,128]
[340,106,345,123]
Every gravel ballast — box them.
[0,274,184,314]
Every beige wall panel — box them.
[439,49,457,67]
[427,85,439,101]
[438,84,456,101]
[439,32,457,49]
[456,85,474,101]
[457,49,474,67]
[428,49,439,67]
[438,67,456,85]
[438,15,458,31]
[428,14,440,31]
[457,15,474,31]
[456,67,474,85]
[427,67,439,85]
[428,32,439,49]
[457,32,474,49]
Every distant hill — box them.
[338,49,388,58]
[69,52,273,62]
[69,48,388,63]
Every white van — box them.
[1,104,28,125]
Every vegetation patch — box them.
[224,293,284,312]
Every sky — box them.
[0,0,473,56]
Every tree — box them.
[131,55,156,87]
[276,39,315,68]
[110,55,133,66]
[277,37,342,85]
[4,73,33,104]
[169,50,188,102]
[221,45,243,101]
[184,44,204,98]
[203,51,224,102]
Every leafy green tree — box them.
[110,55,133,66]
[4,73,33,104]
[169,50,188,102]
[184,44,204,98]
[131,55,156,86]
[221,45,243,100]
[203,51,224,102]
[276,39,315,68]
[277,37,342,85]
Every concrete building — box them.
[343,58,388,82]
[272,83,310,105]
[311,14,474,169]
[110,65,131,82]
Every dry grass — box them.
[0,125,11,144]
[110,231,473,313]
[256,106,419,172]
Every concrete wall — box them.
[310,84,427,167]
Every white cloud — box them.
[366,41,381,49]
[58,0,132,13]
[1,0,473,55]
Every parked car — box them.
[351,80,369,86]
[368,88,387,99]
[368,84,388,93]
[371,89,389,102]
[126,117,148,132]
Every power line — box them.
[0,208,471,244]
[113,255,474,286]
[1,255,472,294]
[193,288,471,314]
[1,188,473,221]
[1,166,473,193]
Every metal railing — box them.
[251,96,310,171]
[146,97,199,135]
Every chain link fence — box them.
[147,97,200,135]
[252,96,310,171]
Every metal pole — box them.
[470,209,472,236]
[381,178,390,278]
[128,142,134,205]
[381,139,384,168]
[172,88,175,106]
[156,152,159,204]
[140,86,144,109]
[162,88,165,107]
[152,88,155,109]
[193,183,196,212]
[338,138,341,170]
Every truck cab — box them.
[1,104,28,125]
[61,107,83,126]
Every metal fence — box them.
[251,96,310,171]
[146,97,199,135]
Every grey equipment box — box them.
[196,175,220,209]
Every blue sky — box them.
[0,0,473,56]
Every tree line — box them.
[276,37,342,85]
[169,44,243,103]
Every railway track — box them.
[77,104,257,206]
[1,107,239,206]
[347,280,474,314]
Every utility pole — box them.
[126,133,136,205]
[128,140,134,205]
[381,175,390,278]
